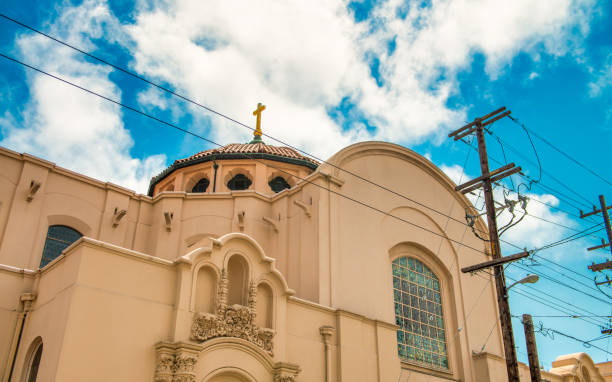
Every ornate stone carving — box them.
[273,375,295,382]
[154,342,201,382]
[273,362,300,382]
[191,271,275,354]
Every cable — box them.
[459,138,599,223]
[511,262,611,305]
[4,13,605,268]
[0,12,496,242]
[506,275,608,326]
[511,316,612,356]
[521,315,612,318]
[0,51,501,259]
[489,131,594,208]
[511,289,606,328]
[508,115,612,188]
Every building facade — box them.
[0,136,605,381]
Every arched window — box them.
[268,176,290,193]
[227,174,251,191]
[191,178,210,193]
[40,225,82,268]
[25,340,43,382]
[392,257,447,369]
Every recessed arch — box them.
[205,368,255,382]
[227,255,249,305]
[22,336,43,382]
[193,263,219,313]
[255,281,273,328]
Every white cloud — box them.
[126,0,593,159]
[439,162,576,254]
[588,54,612,97]
[0,0,166,193]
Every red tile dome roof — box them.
[148,142,319,196]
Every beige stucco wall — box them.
[0,143,606,382]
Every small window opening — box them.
[40,226,82,268]
[191,178,210,193]
[227,174,252,191]
[268,176,290,193]
[27,342,43,382]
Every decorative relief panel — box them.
[154,342,202,382]
[191,269,275,355]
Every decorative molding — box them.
[112,207,127,227]
[191,272,275,355]
[164,211,174,232]
[20,293,36,312]
[293,199,311,217]
[237,211,245,231]
[154,342,202,382]
[26,180,41,202]
[262,216,279,233]
[319,326,335,344]
[273,362,301,382]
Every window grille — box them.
[392,257,448,369]
[227,174,252,191]
[268,176,290,193]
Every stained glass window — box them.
[191,178,210,193]
[393,257,448,369]
[227,174,252,190]
[40,225,82,268]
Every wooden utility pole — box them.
[581,195,612,271]
[522,314,542,382]
[449,107,523,382]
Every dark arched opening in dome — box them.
[227,174,252,191]
[191,178,210,193]
[268,176,291,193]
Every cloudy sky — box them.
[1,0,611,370]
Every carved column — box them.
[173,350,198,382]
[154,342,202,382]
[273,362,301,382]
[155,342,177,382]
[217,269,228,316]
[319,326,335,382]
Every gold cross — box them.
[252,102,266,138]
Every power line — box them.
[511,315,612,356]
[3,50,607,308]
[510,287,607,328]
[0,12,495,241]
[2,13,602,265]
[488,130,594,208]
[508,115,612,188]
[459,138,598,222]
[511,262,610,305]
[0,51,499,258]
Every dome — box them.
[147,142,319,196]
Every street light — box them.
[507,274,539,291]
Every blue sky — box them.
[1,0,611,371]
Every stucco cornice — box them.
[0,146,148,199]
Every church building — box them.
[0,106,606,381]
